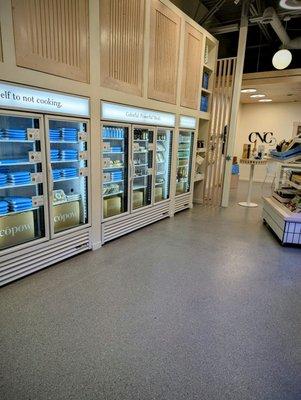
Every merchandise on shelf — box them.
[0,200,9,215]
[49,128,79,142]
[4,196,33,212]
[0,173,8,186]
[202,72,209,89]
[0,128,27,140]
[103,127,124,139]
[200,95,209,112]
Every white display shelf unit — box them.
[263,160,301,245]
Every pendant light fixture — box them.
[272,48,293,69]
[279,0,301,10]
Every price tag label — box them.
[27,128,40,140]
[32,196,44,207]
[31,172,43,184]
[79,151,88,160]
[78,132,88,141]
[28,151,42,163]
[79,167,88,177]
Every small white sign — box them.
[0,82,90,117]
[179,115,197,129]
[101,102,176,127]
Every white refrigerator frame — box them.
[0,108,50,256]
[100,121,132,222]
[44,114,91,239]
[175,128,196,198]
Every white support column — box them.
[221,0,249,207]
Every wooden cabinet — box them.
[11,0,89,82]
[0,24,3,62]
[181,23,203,110]
[100,0,145,96]
[148,0,181,104]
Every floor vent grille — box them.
[0,230,90,286]
[175,193,191,213]
[103,203,170,242]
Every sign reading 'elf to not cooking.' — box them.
[0,82,90,117]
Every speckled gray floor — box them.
[0,182,300,400]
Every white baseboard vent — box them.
[102,202,170,243]
[175,193,191,213]
[0,230,91,286]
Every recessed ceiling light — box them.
[259,99,272,102]
[241,88,257,93]
[279,0,301,10]
[250,94,266,98]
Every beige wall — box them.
[235,102,301,182]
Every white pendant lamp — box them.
[272,49,292,70]
[279,0,301,10]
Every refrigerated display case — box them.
[176,130,194,195]
[132,126,154,210]
[0,111,48,251]
[155,128,173,203]
[0,83,91,286]
[100,102,175,243]
[46,117,89,235]
[101,124,129,219]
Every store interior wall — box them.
[235,101,301,182]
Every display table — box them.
[239,158,267,208]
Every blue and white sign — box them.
[179,115,197,129]
[101,102,176,127]
[0,82,90,117]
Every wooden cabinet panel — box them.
[100,0,145,96]
[148,0,181,104]
[0,24,3,62]
[12,0,89,82]
[181,23,203,109]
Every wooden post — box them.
[221,0,249,207]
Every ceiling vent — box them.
[262,7,301,49]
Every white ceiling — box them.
[241,69,301,104]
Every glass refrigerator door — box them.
[155,129,173,203]
[132,127,154,211]
[47,118,89,235]
[176,130,194,195]
[101,124,129,219]
[0,113,47,251]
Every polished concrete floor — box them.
[0,182,300,400]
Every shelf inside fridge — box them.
[0,182,40,190]
[103,151,124,155]
[0,138,36,143]
[103,165,124,170]
[103,138,124,142]
[53,176,80,183]
[133,174,148,179]
[133,185,147,190]
[103,191,124,198]
[103,179,124,185]
[50,140,81,144]
[0,207,40,217]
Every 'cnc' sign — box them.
[248,132,276,145]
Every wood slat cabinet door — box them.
[0,23,3,62]
[148,0,181,104]
[181,23,203,110]
[11,0,89,82]
[100,0,145,96]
